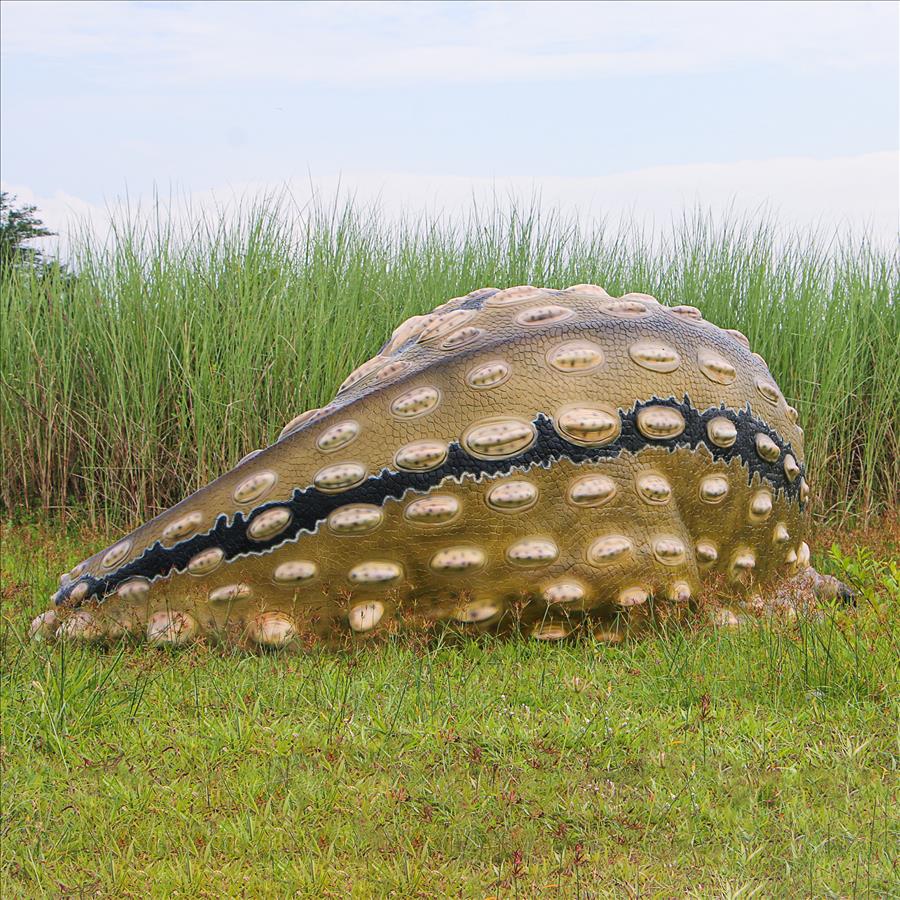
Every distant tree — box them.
[0,191,54,275]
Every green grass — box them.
[1,199,897,528]
[1,521,897,896]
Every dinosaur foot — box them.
[729,564,854,626]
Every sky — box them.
[1,0,898,252]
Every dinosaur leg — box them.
[737,541,854,622]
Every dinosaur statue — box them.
[31,285,849,648]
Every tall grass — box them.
[1,198,897,527]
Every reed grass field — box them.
[1,201,898,895]
[2,200,898,528]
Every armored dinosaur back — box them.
[36,284,831,647]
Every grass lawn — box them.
[1,519,897,897]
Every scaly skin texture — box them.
[34,285,839,648]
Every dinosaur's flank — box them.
[32,285,846,647]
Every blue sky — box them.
[1,1,897,246]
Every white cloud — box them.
[5,151,896,260]
[1,1,895,85]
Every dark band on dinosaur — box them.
[59,395,803,606]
